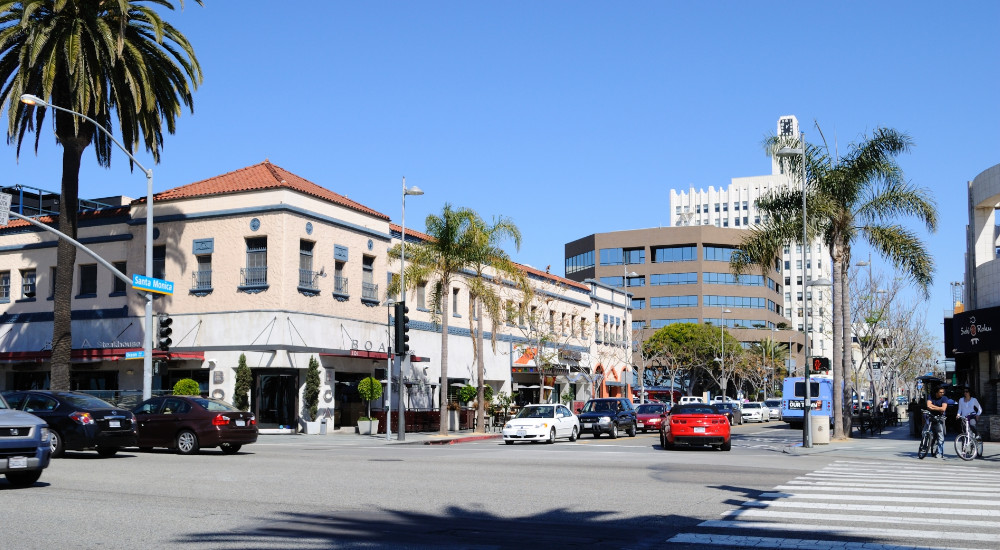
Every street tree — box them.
[0,0,203,390]
[733,126,937,439]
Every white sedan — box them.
[502,404,580,444]
[740,402,771,423]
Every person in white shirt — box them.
[957,387,984,435]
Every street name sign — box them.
[0,192,11,226]
[132,274,174,295]
[124,351,144,360]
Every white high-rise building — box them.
[668,115,833,364]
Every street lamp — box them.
[21,94,156,400]
[383,299,395,441]
[398,177,423,441]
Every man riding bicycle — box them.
[926,386,955,459]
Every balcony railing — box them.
[191,270,212,290]
[333,275,348,294]
[361,282,379,304]
[299,269,319,290]
[239,266,268,293]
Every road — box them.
[3,422,998,549]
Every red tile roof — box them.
[146,160,390,220]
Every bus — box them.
[781,376,835,429]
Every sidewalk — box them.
[258,427,501,446]
[783,422,1000,467]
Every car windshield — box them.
[636,404,663,414]
[62,393,116,409]
[672,405,716,415]
[582,400,616,413]
[765,400,781,407]
[192,398,239,412]
[515,406,554,419]
[744,403,761,409]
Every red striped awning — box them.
[0,348,205,364]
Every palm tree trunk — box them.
[840,246,853,436]
[439,288,451,435]
[830,244,845,439]
[475,298,486,433]
[50,140,86,390]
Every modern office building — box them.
[668,115,834,360]
[564,225,806,380]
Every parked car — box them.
[0,393,51,487]
[2,390,137,457]
[764,399,782,420]
[635,403,669,433]
[502,404,579,444]
[679,396,704,405]
[576,397,637,439]
[713,401,743,425]
[659,403,731,451]
[741,402,770,423]
[133,396,258,455]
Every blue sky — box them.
[5,1,998,350]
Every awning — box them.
[320,349,391,360]
[0,348,205,364]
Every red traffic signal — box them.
[811,357,830,373]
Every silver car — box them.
[764,399,782,420]
[0,394,52,487]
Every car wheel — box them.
[5,470,42,488]
[721,438,732,451]
[49,430,64,458]
[220,443,242,455]
[569,427,578,442]
[628,423,637,437]
[504,440,514,445]
[547,428,557,444]
[609,424,618,439]
[96,446,119,457]
[175,430,200,455]
[659,431,665,448]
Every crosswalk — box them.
[669,459,1000,549]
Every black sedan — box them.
[1,390,137,457]
[133,396,258,455]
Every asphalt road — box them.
[1,422,842,549]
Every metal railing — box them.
[240,266,268,287]
[191,270,212,290]
[334,275,348,294]
[299,269,319,290]
[362,282,379,301]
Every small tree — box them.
[303,356,321,421]
[173,378,200,396]
[357,376,383,421]
[233,353,252,411]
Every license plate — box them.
[109,420,120,428]
[693,427,706,433]
[236,420,246,427]
[582,423,592,428]
[516,430,526,437]
[9,456,27,468]
[637,422,644,428]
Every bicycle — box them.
[955,414,984,461]
[917,411,934,459]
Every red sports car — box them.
[659,403,731,451]
[635,403,669,433]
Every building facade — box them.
[668,115,834,360]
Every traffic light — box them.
[393,302,410,356]
[811,356,830,374]
[157,313,173,352]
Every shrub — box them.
[303,356,321,421]
[173,378,200,396]
[357,376,383,420]
[233,353,251,411]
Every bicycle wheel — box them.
[955,434,976,461]
[976,436,984,459]
[917,433,931,459]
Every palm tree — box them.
[461,213,525,433]
[0,0,203,390]
[733,126,937,439]
[389,203,476,435]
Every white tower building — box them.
[668,115,834,364]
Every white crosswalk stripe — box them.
[668,459,1000,549]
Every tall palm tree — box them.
[733,126,936,439]
[461,213,525,433]
[389,203,476,435]
[0,0,203,390]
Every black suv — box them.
[714,401,743,426]
[576,397,637,439]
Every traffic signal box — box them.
[157,313,173,352]
[811,356,830,373]
[393,302,410,356]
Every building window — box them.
[193,255,212,291]
[599,248,623,266]
[650,295,698,308]
[242,237,268,287]
[112,261,127,294]
[651,245,696,263]
[704,246,737,262]
[21,269,36,299]
[631,297,645,310]
[416,283,426,310]
[153,245,166,280]
[333,261,347,295]
[623,248,645,265]
[49,267,57,299]
[362,256,378,302]
[78,264,97,297]
[452,287,460,316]
[0,271,9,302]
[299,240,317,290]
[565,250,595,275]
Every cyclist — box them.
[957,387,983,437]
[926,386,955,459]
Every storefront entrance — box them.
[253,369,299,430]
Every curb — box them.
[423,434,502,445]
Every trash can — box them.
[811,415,830,444]
[320,417,328,435]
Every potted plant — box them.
[357,376,383,435]
[447,400,461,432]
[301,356,322,434]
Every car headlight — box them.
[39,426,50,442]
[598,416,611,423]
